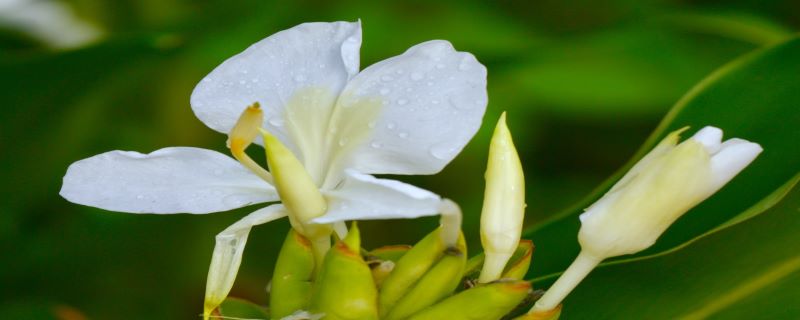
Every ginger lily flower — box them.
[59,21,487,318]
[529,126,762,313]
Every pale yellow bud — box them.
[531,126,762,313]
[479,112,526,283]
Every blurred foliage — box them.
[1,0,798,319]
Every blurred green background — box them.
[1,0,798,319]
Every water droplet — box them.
[136,194,144,200]
[435,63,445,69]
[381,75,395,82]
[427,81,434,86]
[269,118,285,127]
[380,88,390,95]
[398,132,409,138]
[429,144,456,160]
[397,99,408,105]
[293,74,306,82]
[387,122,397,130]
[410,72,424,81]
[251,78,260,83]
[319,63,326,69]
[242,69,249,74]
[202,77,212,83]
[431,99,440,104]
[370,141,383,148]
[239,80,246,85]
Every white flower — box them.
[531,126,762,313]
[59,21,487,318]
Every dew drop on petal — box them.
[429,143,457,160]
[387,122,397,130]
[293,74,306,82]
[136,194,145,200]
[370,141,383,148]
[397,99,408,105]
[435,63,445,69]
[381,75,395,82]
[380,88,390,95]
[398,132,409,138]
[410,72,424,81]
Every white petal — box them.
[204,204,287,312]
[708,138,763,192]
[313,170,442,223]
[336,40,488,175]
[190,21,362,152]
[691,126,723,154]
[60,147,277,214]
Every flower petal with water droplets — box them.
[336,40,487,175]
[60,147,277,214]
[190,21,362,154]
[313,170,442,223]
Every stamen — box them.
[227,102,273,184]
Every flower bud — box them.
[384,235,467,320]
[578,126,762,259]
[379,229,446,316]
[310,223,379,320]
[479,112,526,283]
[408,280,531,320]
[530,126,762,313]
[270,229,316,319]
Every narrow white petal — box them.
[691,126,723,154]
[190,21,362,153]
[60,147,277,214]
[313,170,442,223]
[708,139,763,192]
[336,40,488,175]
[204,204,287,314]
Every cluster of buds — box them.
[210,114,537,320]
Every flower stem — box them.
[531,250,601,312]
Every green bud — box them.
[378,229,445,316]
[270,229,315,319]
[384,235,467,320]
[310,223,378,320]
[407,280,531,320]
